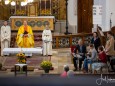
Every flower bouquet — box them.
[17,53,26,64]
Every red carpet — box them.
[3,56,43,69]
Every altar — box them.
[3,48,43,56]
[10,16,55,31]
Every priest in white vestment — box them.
[1,21,11,56]
[42,24,52,56]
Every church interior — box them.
[0,0,115,85]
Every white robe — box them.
[1,25,11,56]
[42,29,52,56]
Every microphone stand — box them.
[64,0,71,35]
[110,13,112,29]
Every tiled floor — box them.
[0,48,74,75]
[49,48,73,74]
[0,48,111,76]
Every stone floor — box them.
[0,48,73,76]
[0,48,111,77]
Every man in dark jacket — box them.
[73,39,86,71]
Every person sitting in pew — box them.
[92,46,107,74]
[83,44,97,73]
[72,39,87,71]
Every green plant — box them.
[40,61,52,69]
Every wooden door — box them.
[77,0,93,33]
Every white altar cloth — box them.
[3,48,42,56]
[15,64,27,68]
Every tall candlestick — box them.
[45,0,46,15]
[50,0,51,15]
[40,0,41,15]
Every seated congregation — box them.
[72,31,115,74]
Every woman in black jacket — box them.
[91,32,101,51]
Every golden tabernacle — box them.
[10,16,54,31]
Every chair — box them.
[99,55,110,74]
[71,46,76,53]
[70,46,76,63]
[100,63,109,74]
[108,56,115,73]
[71,45,76,58]
[100,56,115,74]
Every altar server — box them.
[1,21,11,56]
[16,20,34,48]
[42,24,52,56]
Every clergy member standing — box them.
[42,24,52,56]
[16,20,34,48]
[1,21,11,56]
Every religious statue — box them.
[16,20,34,48]
[1,21,11,56]
[42,24,52,56]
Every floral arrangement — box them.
[17,53,26,64]
[16,10,26,15]
[41,9,51,15]
[40,61,52,69]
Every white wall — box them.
[94,0,115,31]
[94,0,107,31]
[108,0,115,28]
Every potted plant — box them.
[40,61,52,73]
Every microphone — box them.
[110,13,113,18]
